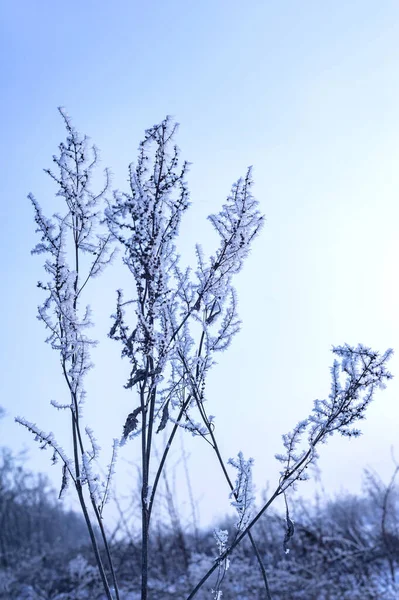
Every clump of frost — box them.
[228,452,255,531]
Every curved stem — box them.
[208,427,272,599]
[148,399,191,521]
[179,348,272,598]
[186,488,281,600]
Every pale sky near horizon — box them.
[1,1,399,527]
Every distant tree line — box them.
[1,445,398,599]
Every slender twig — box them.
[179,350,272,597]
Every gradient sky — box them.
[1,0,399,526]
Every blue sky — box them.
[1,0,399,525]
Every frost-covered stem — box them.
[139,374,150,600]
[76,493,113,598]
[180,434,200,546]
[141,458,149,599]
[141,503,149,599]
[161,458,190,570]
[92,497,121,600]
[145,374,157,482]
[196,398,270,595]
[139,369,161,600]
[186,489,280,600]
[208,428,272,599]
[65,185,115,600]
[69,349,117,597]
[179,336,272,596]
[70,409,114,600]
[147,329,207,523]
[76,484,114,599]
[147,400,190,521]
[69,191,120,600]
[69,394,120,599]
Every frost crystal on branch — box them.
[97,438,119,515]
[212,529,230,599]
[15,417,76,495]
[276,344,393,492]
[106,118,264,444]
[228,452,255,531]
[24,107,114,428]
[29,109,114,398]
[81,451,101,505]
[106,117,190,373]
[23,108,117,499]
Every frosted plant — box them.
[105,117,267,599]
[17,109,120,600]
[20,110,394,600]
[186,344,393,599]
[21,112,267,600]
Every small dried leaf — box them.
[156,402,169,433]
[283,512,295,553]
[123,406,142,439]
[125,369,147,389]
[59,463,69,499]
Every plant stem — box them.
[186,488,281,600]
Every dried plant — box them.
[19,110,393,600]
